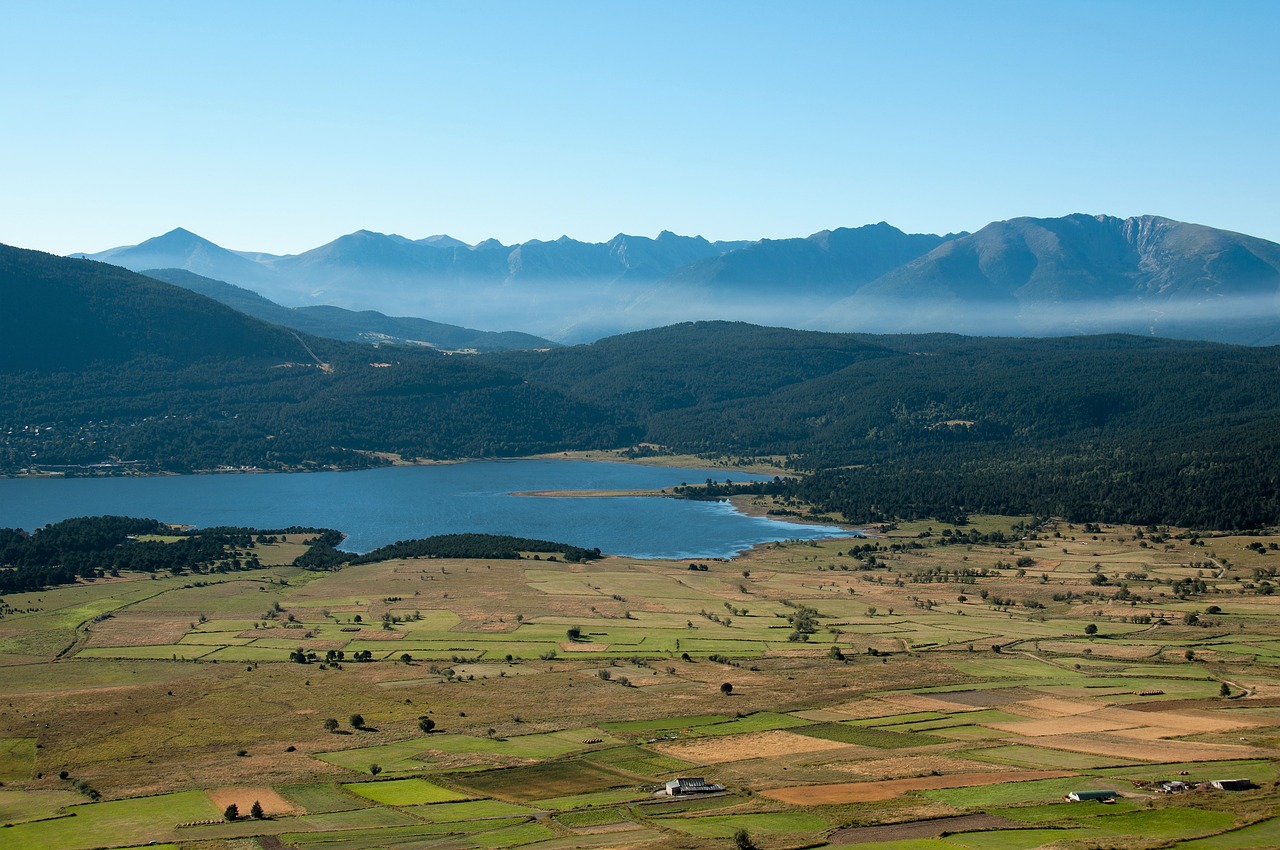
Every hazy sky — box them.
[4,1,1278,255]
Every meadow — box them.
[0,518,1278,849]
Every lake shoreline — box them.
[0,459,850,559]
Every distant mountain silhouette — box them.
[74,215,1280,344]
[835,214,1280,343]
[143,268,556,352]
[667,222,956,294]
[73,227,278,291]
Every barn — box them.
[665,777,727,796]
[1066,789,1117,802]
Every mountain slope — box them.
[837,215,1280,341]
[142,268,557,352]
[0,245,629,472]
[0,244,317,372]
[666,222,957,294]
[73,227,279,291]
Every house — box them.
[1211,779,1253,791]
[1065,790,1117,802]
[665,777,727,796]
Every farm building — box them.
[1159,781,1192,793]
[665,777,727,796]
[1211,779,1253,791]
[1066,789,1117,802]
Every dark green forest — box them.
[4,242,1280,530]
[0,516,336,594]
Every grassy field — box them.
[1,518,1279,849]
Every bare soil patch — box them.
[829,813,1027,845]
[761,770,1074,804]
[207,786,299,817]
[653,730,854,764]
[1031,733,1264,762]
[1009,697,1098,718]
[989,716,1144,737]
[1096,707,1266,734]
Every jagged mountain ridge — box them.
[835,214,1280,342]
[73,215,1280,344]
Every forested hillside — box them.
[497,324,1280,528]
[6,243,1280,530]
[0,245,632,472]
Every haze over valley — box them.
[74,213,1280,346]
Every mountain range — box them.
[73,214,1280,345]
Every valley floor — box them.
[1,518,1278,850]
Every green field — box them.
[0,521,1277,850]
[344,778,470,805]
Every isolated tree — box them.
[349,713,365,729]
[734,828,758,850]
[829,646,845,661]
[223,803,239,821]
[1220,682,1232,697]
[250,799,265,819]
[1184,649,1196,662]
[1084,623,1098,636]
[400,653,412,665]
[323,717,339,733]
[418,715,436,733]
[720,682,733,696]
[566,625,583,641]
[369,763,382,776]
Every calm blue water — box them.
[0,460,852,559]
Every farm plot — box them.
[793,723,950,749]
[344,778,469,805]
[0,790,222,850]
[0,788,86,826]
[579,744,695,777]
[451,760,636,802]
[761,770,1075,804]
[207,786,299,817]
[653,729,855,764]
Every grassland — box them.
[1,518,1279,849]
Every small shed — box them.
[1066,789,1117,802]
[665,777,727,796]
[1211,779,1253,791]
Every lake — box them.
[0,459,853,559]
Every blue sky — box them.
[3,1,1278,254]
